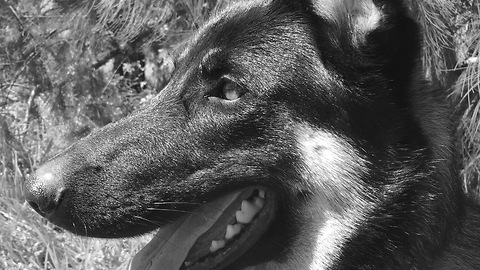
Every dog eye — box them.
[207,81,245,102]
[221,81,244,101]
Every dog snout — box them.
[25,160,66,215]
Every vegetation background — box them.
[0,0,479,269]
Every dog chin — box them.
[130,187,277,270]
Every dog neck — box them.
[432,202,480,269]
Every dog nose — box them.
[25,162,66,215]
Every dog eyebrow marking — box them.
[200,48,223,75]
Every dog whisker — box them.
[145,208,200,214]
[153,201,237,211]
[132,215,203,238]
[152,202,203,205]
[146,206,236,221]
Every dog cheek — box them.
[294,123,371,212]
[292,123,378,266]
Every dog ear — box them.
[299,0,414,46]
[308,0,385,47]
[295,0,421,88]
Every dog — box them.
[24,0,480,269]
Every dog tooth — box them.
[254,197,264,209]
[236,200,259,224]
[236,208,257,224]
[236,210,251,224]
[242,199,260,215]
[184,261,192,267]
[210,239,226,253]
[258,189,266,199]
[225,224,242,239]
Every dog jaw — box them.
[130,187,277,270]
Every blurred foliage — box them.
[452,1,480,201]
[0,0,480,269]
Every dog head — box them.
[25,0,459,269]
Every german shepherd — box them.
[24,0,480,269]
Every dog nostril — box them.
[26,187,66,215]
[25,171,66,215]
[28,200,41,212]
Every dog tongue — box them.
[129,190,245,270]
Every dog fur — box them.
[25,0,480,269]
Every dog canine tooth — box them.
[225,224,243,240]
[258,190,266,199]
[236,200,260,224]
[210,239,226,253]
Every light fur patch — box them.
[294,123,372,269]
[296,124,369,208]
[312,0,382,45]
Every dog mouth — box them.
[130,187,277,270]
